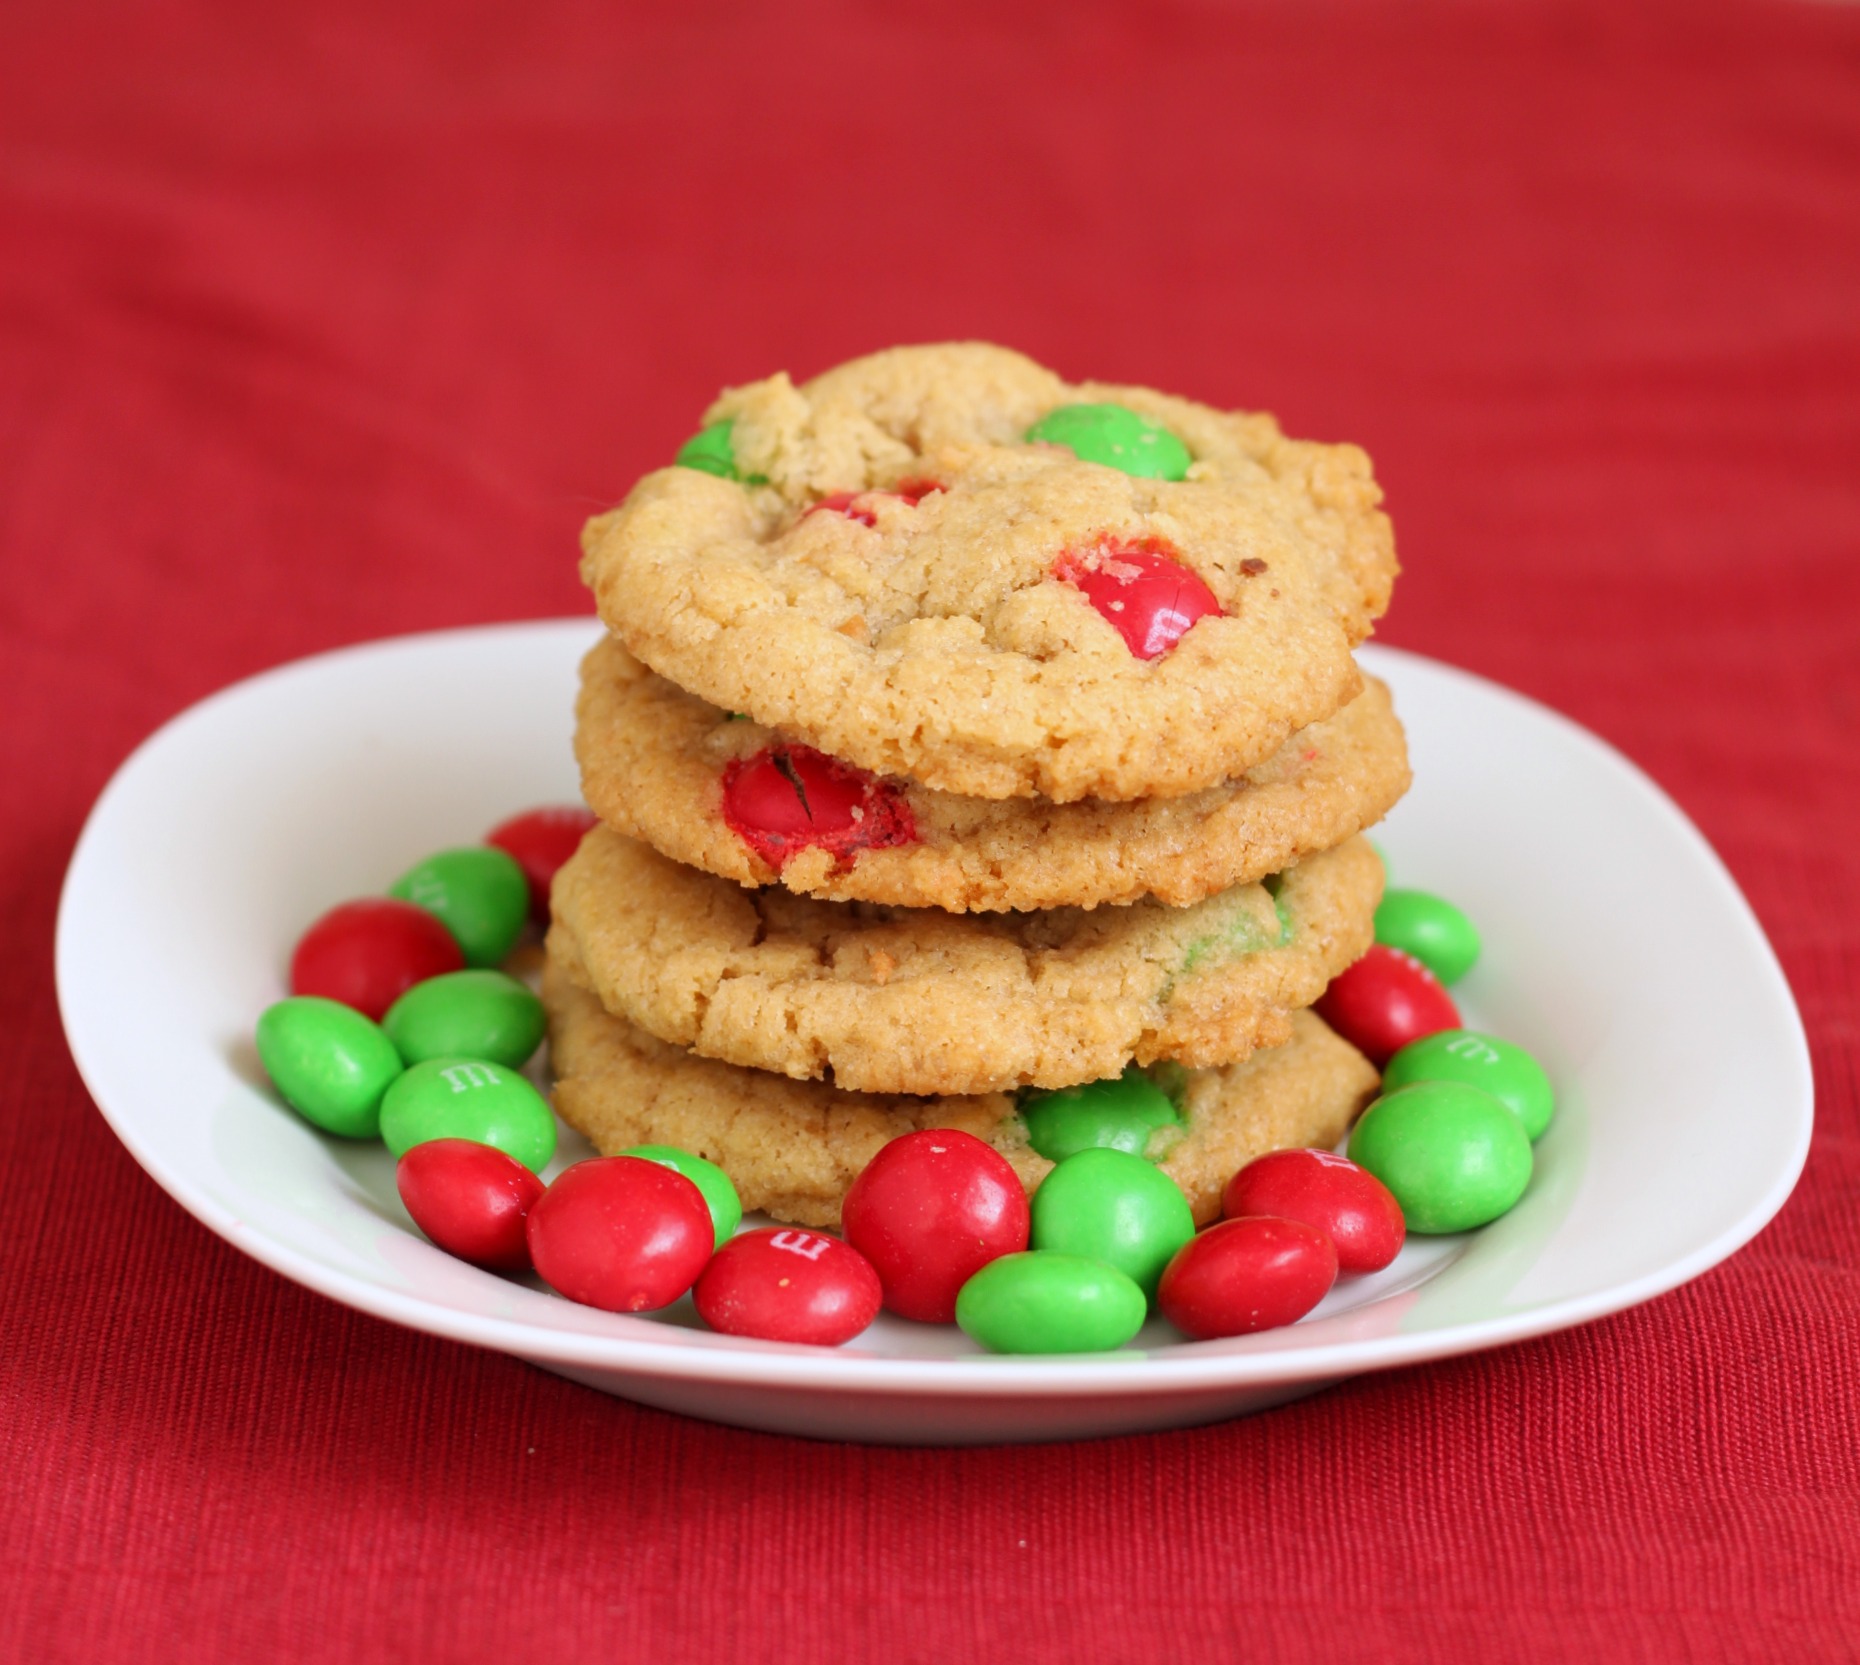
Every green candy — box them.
[378,1057,557,1172]
[1374,888,1481,985]
[1348,1080,1532,1234]
[1024,403,1192,481]
[674,418,740,479]
[1030,1148,1195,1301]
[388,847,529,968]
[1020,1067,1181,1164]
[381,970,545,1070]
[623,1144,742,1251]
[673,418,767,484]
[255,997,403,1139]
[956,1253,1148,1355]
[1382,1030,1555,1142]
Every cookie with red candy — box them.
[581,343,1396,803]
[572,634,1410,913]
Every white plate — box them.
[56,621,1812,1444]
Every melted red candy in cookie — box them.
[805,480,944,528]
[721,745,917,869]
[1055,538,1222,659]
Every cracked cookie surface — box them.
[548,825,1381,1096]
[574,633,1410,912]
[545,939,1380,1229]
[580,343,1397,802]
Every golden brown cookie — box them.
[545,940,1380,1229]
[548,826,1381,1096]
[573,633,1410,912]
[580,343,1396,803]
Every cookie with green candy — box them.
[583,343,1396,802]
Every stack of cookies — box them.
[543,344,1410,1228]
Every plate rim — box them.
[55,619,1815,1399]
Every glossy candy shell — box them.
[486,805,598,921]
[527,1157,714,1313]
[1020,1067,1180,1164]
[255,996,403,1139]
[1159,1217,1339,1340]
[288,897,465,1021]
[388,846,529,969]
[1222,1148,1406,1274]
[1029,1148,1196,1302]
[955,1253,1148,1355]
[1316,944,1462,1065]
[841,1130,1030,1324]
[623,1144,743,1252]
[1382,1030,1556,1142]
[1374,889,1482,985]
[396,1138,544,1271]
[1025,404,1192,480]
[694,1228,882,1346]
[377,1057,557,1172]
[381,970,545,1069]
[1348,1080,1533,1234]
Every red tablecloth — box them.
[7,2,1858,1659]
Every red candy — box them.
[694,1227,883,1346]
[1158,1216,1339,1339]
[486,804,598,920]
[1222,1149,1405,1273]
[1316,944,1461,1065]
[720,745,916,871]
[841,1130,1030,1323]
[289,897,465,1020]
[805,479,943,527]
[526,1157,714,1313]
[397,1138,545,1271]
[1055,537,1222,659]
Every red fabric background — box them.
[5,2,1858,1659]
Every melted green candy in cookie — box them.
[673,418,767,484]
[1025,403,1192,480]
[1021,1066,1183,1164]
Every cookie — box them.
[574,633,1411,913]
[545,939,1380,1229]
[580,343,1397,803]
[548,825,1382,1096]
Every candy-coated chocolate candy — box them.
[1055,539,1222,659]
[694,1227,882,1345]
[841,1130,1030,1323]
[1374,888,1481,985]
[1348,1081,1533,1234]
[1020,1066,1180,1164]
[1026,403,1192,481]
[1029,1148,1195,1302]
[955,1253,1148,1355]
[1222,1148,1405,1273]
[381,970,546,1069]
[388,847,530,969]
[378,1057,557,1172]
[1158,1216,1338,1339]
[1315,944,1461,1065]
[396,1138,545,1270]
[289,897,465,1020]
[809,489,878,527]
[486,805,598,921]
[1382,1030,1555,1142]
[674,419,740,479]
[720,745,916,870]
[255,996,403,1139]
[622,1144,743,1251]
[805,480,945,527]
[527,1156,715,1313]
